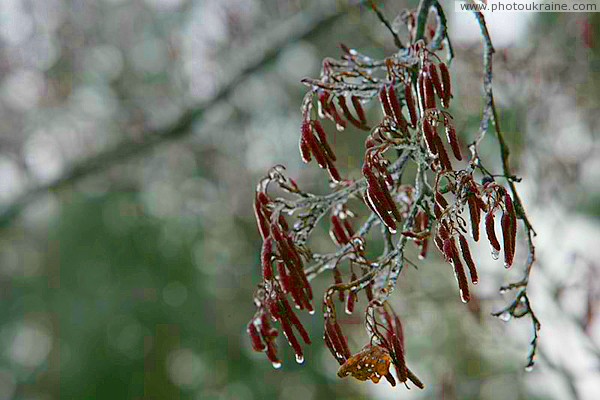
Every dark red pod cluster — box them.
[268,216,314,313]
[247,311,280,367]
[300,119,341,182]
[362,150,402,233]
[444,119,462,161]
[379,84,409,136]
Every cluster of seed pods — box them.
[247,15,521,386]
[249,187,315,366]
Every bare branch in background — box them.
[0,1,359,227]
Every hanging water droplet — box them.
[295,305,301,310]
[345,306,353,315]
[491,247,500,260]
[498,312,511,322]
[503,261,512,269]
[499,287,509,294]
[272,362,282,369]
[459,290,468,303]
[308,309,315,315]
[295,354,305,364]
[388,227,397,234]
[418,254,425,260]
[525,364,534,372]
[472,279,479,285]
[335,123,344,131]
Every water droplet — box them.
[499,288,509,294]
[335,123,344,131]
[503,262,512,269]
[308,309,315,315]
[272,362,282,369]
[472,279,479,285]
[491,248,500,260]
[388,227,397,234]
[525,364,534,372]
[498,312,511,322]
[459,290,468,303]
[345,306,353,315]
[295,354,305,364]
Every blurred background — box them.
[0,0,598,399]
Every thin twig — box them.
[472,11,540,369]
[368,0,404,48]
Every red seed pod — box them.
[379,86,394,118]
[279,318,303,359]
[299,135,312,163]
[439,62,452,108]
[433,201,443,219]
[422,119,438,155]
[265,341,281,366]
[423,74,436,110]
[449,238,470,303]
[404,84,418,128]
[418,72,426,111]
[277,261,291,293]
[247,322,266,352]
[458,233,478,284]
[345,289,355,314]
[312,120,336,161]
[501,212,515,268]
[260,313,273,338]
[326,98,348,130]
[351,96,367,126]
[333,321,351,359]
[377,176,403,223]
[435,191,448,208]
[333,267,345,302]
[325,320,350,361]
[445,124,462,161]
[485,212,501,252]
[331,215,350,245]
[279,298,310,344]
[324,157,342,183]
[427,63,444,101]
[388,85,409,135]
[261,237,274,280]
[323,330,338,361]
[442,238,454,262]
[505,193,518,256]
[338,96,367,130]
[366,186,398,233]
[253,200,270,240]
[433,135,453,171]
[467,195,481,241]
